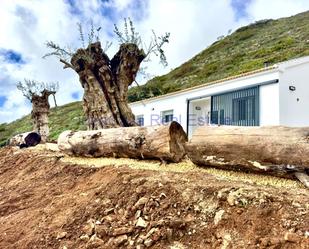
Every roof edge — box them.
[130,65,278,105]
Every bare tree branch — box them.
[60,58,74,69]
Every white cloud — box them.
[246,0,309,21]
[0,0,308,125]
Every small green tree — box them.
[44,18,169,130]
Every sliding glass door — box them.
[211,87,259,126]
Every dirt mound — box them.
[0,147,308,249]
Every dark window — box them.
[219,109,225,124]
[211,111,218,124]
[162,110,173,123]
[232,96,255,122]
[136,115,144,126]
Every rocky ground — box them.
[0,145,308,249]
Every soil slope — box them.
[0,146,308,249]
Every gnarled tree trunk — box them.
[31,90,54,142]
[69,42,145,130]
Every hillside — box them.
[0,101,85,146]
[0,146,308,248]
[1,11,309,144]
[128,11,309,101]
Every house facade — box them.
[130,56,309,138]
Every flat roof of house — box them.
[130,55,309,105]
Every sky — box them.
[1,0,309,124]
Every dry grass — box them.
[61,156,303,189]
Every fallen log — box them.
[186,126,309,181]
[9,132,41,148]
[58,121,187,162]
[9,132,32,146]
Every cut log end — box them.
[169,122,188,162]
[9,132,41,148]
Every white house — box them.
[130,56,309,138]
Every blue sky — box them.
[1,0,309,124]
[0,49,25,64]
[71,91,80,100]
[232,0,253,19]
[0,96,7,108]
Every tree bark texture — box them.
[58,121,187,162]
[31,90,53,142]
[69,42,145,130]
[186,126,309,179]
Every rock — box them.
[269,237,282,246]
[89,234,103,242]
[56,231,67,240]
[82,219,95,236]
[104,215,115,222]
[166,228,173,241]
[112,227,133,236]
[113,235,128,246]
[167,218,186,228]
[88,234,104,247]
[145,228,159,239]
[136,217,148,228]
[134,197,148,208]
[136,236,144,245]
[221,234,232,249]
[135,210,142,219]
[227,193,236,206]
[136,245,145,249]
[95,225,108,238]
[117,208,125,216]
[144,238,153,247]
[104,208,115,215]
[128,239,134,246]
[284,232,300,243]
[79,234,90,241]
[214,210,225,225]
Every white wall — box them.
[259,83,280,126]
[130,93,187,128]
[279,61,309,126]
[130,69,279,133]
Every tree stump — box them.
[31,90,55,142]
[58,121,187,162]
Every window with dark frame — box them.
[161,110,174,123]
[232,96,255,122]
[136,115,144,126]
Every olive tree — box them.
[44,19,169,130]
[17,79,58,142]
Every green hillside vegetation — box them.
[1,11,309,145]
[128,11,309,101]
[0,102,85,146]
